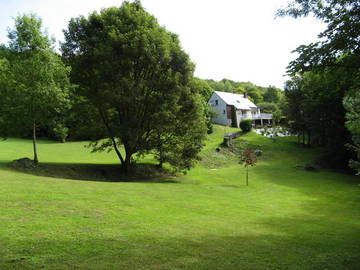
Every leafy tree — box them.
[284,75,307,144]
[1,14,71,163]
[343,83,360,173]
[257,102,279,115]
[263,86,282,103]
[150,91,207,172]
[191,78,215,134]
[278,0,360,72]
[62,1,206,172]
[239,148,257,186]
[279,0,360,171]
[285,68,355,168]
[239,82,263,104]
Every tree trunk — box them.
[33,120,38,164]
[158,145,164,168]
[111,136,125,165]
[122,144,133,174]
[98,108,125,166]
[123,152,132,174]
[302,131,306,146]
[246,166,249,186]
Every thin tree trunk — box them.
[159,157,163,168]
[302,131,306,146]
[33,119,38,164]
[246,166,249,186]
[98,108,125,165]
[158,144,163,168]
[307,131,311,147]
[111,136,124,165]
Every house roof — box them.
[214,91,257,110]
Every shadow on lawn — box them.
[1,217,359,270]
[1,161,179,183]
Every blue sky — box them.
[0,0,325,88]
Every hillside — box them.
[0,125,359,270]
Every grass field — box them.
[0,126,359,270]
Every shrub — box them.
[240,119,252,132]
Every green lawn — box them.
[0,126,359,270]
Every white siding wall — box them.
[208,93,263,127]
[236,110,242,127]
[208,93,231,126]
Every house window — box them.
[215,100,218,106]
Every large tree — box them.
[1,14,71,163]
[279,0,360,171]
[285,68,354,169]
[343,78,360,173]
[61,1,206,172]
[278,0,360,72]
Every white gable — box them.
[214,91,257,110]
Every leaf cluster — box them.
[240,148,257,168]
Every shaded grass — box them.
[6,161,175,183]
[0,126,359,270]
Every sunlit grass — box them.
[0,126,359,270]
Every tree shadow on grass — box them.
[1,161,179,183]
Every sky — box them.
[0,0,325,89]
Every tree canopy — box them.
[278,0,360,73]
[61,1,206,172]
[280,0,360,172]
[0,14,71,163]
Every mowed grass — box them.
[0,126,360,270]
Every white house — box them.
[208,91,272,127]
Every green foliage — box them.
[240,119,252,132]
[190,78,215,134]
[280,0,360,171]
[62,1,206,172]
[344,86,360,173]
[205,79,284,115]
[0,14,71,162]
[263,86,282,103]
[7,13,52,52]
[285,69,355,169]
[150,92,207,173]
[257,102,279,115]
[278,0,360,73]
[0,127,360,269]
[52,123,69,143]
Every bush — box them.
[240,119,252,132]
